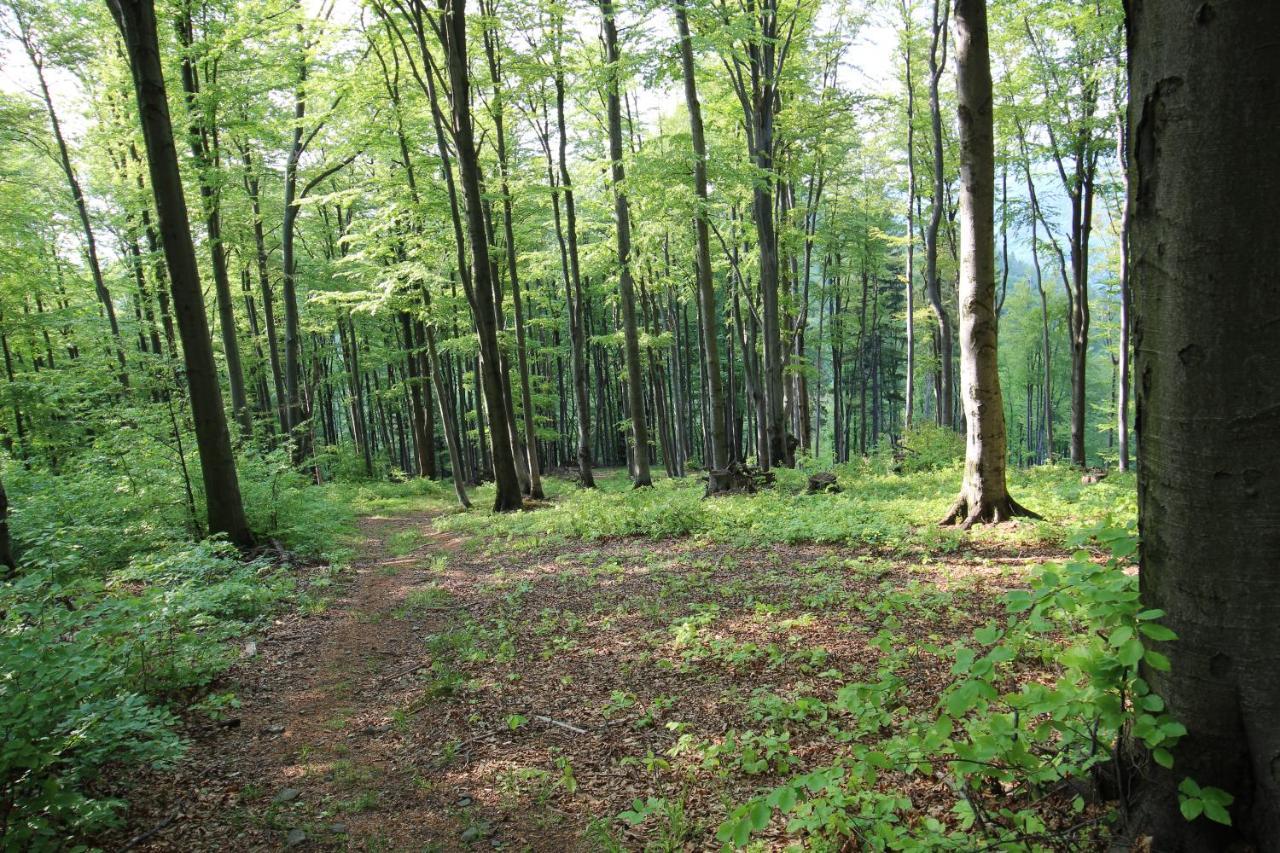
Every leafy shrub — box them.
[0,541,292,844]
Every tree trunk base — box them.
[939,494,1041,529]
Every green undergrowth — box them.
[436,463,1135,551]
[1,449,360,848]
[707,520,1211,851]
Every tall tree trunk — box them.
[941,0,1035,528]
[599,0,651,487]
[437,0,523,511]
[282,33,308,457]
[900,0,916,432]
[1115,109,1131,473]
[1125,2,1280,846]
[108,0,251,547]
[176,10,251,437]
[924,0,954,428]
[481,12,543,499]
[675,0,729,482]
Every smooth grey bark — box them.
[941,0,1035,528]
[599,0,651,487]
[674,0,728,480]
[1125,1,1280,847]
[108,0,251,547]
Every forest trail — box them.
[111,508,486,851]
[107,497,1069,852]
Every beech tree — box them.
[599,0,651,488]
[941,0,1035,528]
[1126,1,1280,845]
[106,0,251,547]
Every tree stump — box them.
[704,461,774,496]
[806,472,841,494]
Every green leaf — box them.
[1203,800,1232,825]
[1145,650,1172,671]
[1180,798,1204,821]
[1109,626,1134,648]
[1153,748,1174,769]
[1118,638,1144,667]
[1139,623,1177,642]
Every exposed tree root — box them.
[939,494,1042,529]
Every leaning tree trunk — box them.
[599,0,651,488]
[1124,2,1280,847]
[108,0,251,548]
[940,0,1036,529]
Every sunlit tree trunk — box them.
[941,0,1036,528]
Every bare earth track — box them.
[104,505,1072,851]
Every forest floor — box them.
[104,468,1131,852]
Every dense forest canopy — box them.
[1,0,1276,849]
[0,0,1128,497]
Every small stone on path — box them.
[285,828,307,847]
[273,787,301,804]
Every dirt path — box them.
[107,503,1071,852]
[109,509,482,851]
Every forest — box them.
[0,0,1275,849]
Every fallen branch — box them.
[533,714,588,735]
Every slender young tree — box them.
[10,5,128,389]
[923,0,953,428]
[599,0,651,487]
[941,0,1035,528]
[107,0,251,547]
[1125,2,1280,845]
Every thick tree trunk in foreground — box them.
[600,0,651,488]
[1125,2,1280,847]
[674,0,728,479]
[941,0,1036,529]
[108,0,251,548]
